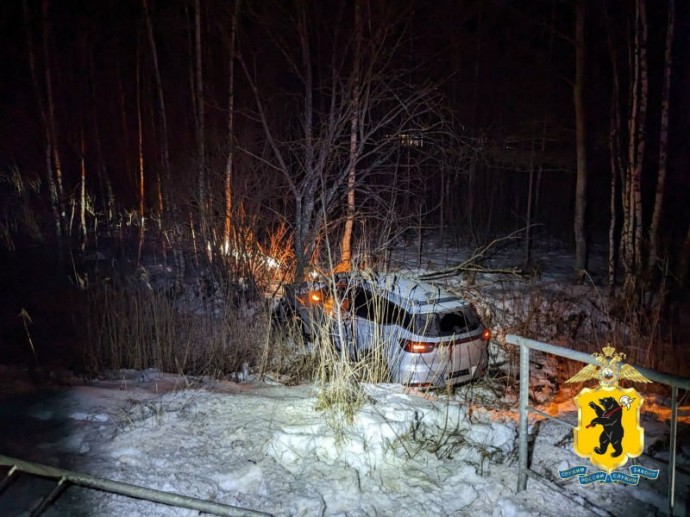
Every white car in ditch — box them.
[279,272,491,388]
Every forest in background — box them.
[1,0,689,373]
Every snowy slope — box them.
[0,367,687,517]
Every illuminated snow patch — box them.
[212,463,264,493]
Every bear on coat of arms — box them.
[587,397,624,457]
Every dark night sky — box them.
[1,0,688,248]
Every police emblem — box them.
[559,345,660,485]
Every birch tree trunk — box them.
[523,135,537,271]
[79,129,87,250]
[42,0,65,219]
[607,66,621,295]
[296,4,314,281]
[573,0,588,280]
[632,0,648,284]
[620,10,638,298]
[621,0,649,301]
[88,51,115,227]
[194,0,207,240]
[338,0,362,273]
[223,0,240,256]
[605,11,623,296]
[23,0,62,242]
[136,44,146,264]
[647,0,674,277]
[142,0,170,215]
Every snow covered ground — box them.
[1,242,688,516]
[0,368,687,516]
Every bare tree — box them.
[88,52,115,225]
[605,0,678,318]
[142,0,170,215]
[136,38,146,263]
[619,0,648,302]
[79,128,87,249]
[193,0,207,237]
[573,0,588,280]
[41,0,66,225]
[240,1,443,280]
[647,0,674,277]
[337,0,363,273]
[606,14,623,296]
[223,0,240,256]
[22,0,62,242]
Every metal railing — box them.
[506,334,690,517]
[0,455,272,517]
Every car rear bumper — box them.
[395,341,488,388]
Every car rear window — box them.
[439,309,481,335]
[351,286,482,337]
[408,309,481,337]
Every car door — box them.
[353,287,411,366]
[352,287,376,356]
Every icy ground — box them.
[1,242,688,516]
[0,367,687,517]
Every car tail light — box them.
[480,328,492,342]
[402,340,436,353]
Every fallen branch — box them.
[420,228,530,280]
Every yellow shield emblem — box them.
[562,345,657,484]
[573,386,644,473]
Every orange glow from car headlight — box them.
[481,328,492,342]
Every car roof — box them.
[356,273,469,312]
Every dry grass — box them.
[264,273,396,432]
[80,279,267,378]
[77,237,687,427]
[0,166,43,251]
[460,270,689,391]
[264,303,373,428]
[260,317,320,385]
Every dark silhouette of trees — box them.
[0,0,686,309]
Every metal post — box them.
[668,386,678,517]
[0,465,17,495]
[517,342,530,491]
[31,476,67,517]
[0,455,272,517]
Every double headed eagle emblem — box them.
[565,345,651,388]
[563,344,655,477]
